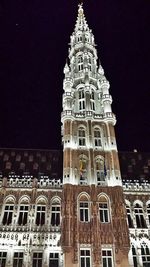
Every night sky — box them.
[0,0,150,152]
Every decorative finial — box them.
[78,2,84,17]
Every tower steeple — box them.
[61,4,121,186]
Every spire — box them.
[74,3,89,32]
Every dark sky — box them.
[0,0,150,152]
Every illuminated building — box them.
[0,4,149,267]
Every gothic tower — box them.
[61,4,130,267]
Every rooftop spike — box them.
[74,3,89,32]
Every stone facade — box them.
[0,4,149,267]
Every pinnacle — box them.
[74,3,89,32]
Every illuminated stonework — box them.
[0,4,149,267]
[61,4,121,187]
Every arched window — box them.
[95,158,106,185]
[79,90,85,111]
[134,203,146,228]
[141,244,150,266]
[94,128,101,147]
[147,203,150,225]
[18,197,29,225]
[77,35,82,42]
[126,203,134,228]
[99,195,110,223]
[79,155,88,185]
[90,90,95,111]
[132,245,138,267]
[78,127,86,146]
[35,198,47,226]
[79,195,90,222]
[50,198,61,227]
[2,197,15,225]
[78,56,83,71]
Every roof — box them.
[118,151,150,184]
[0,148,63,180]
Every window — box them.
[2,205,14,225]
[99,196,109,223]
[134,203,146,228]
[88,58,92,71]
[78,127,86,146]
[13,252,24,267]
[78,56,83,71]
[51,202,61,226]
[36,206,45,226]
[18,206,28,225]
[79,202,89,222]
[96,158,106,185]
[80,249,91,267]
[132,246,138,267]
[0,252,7,267]
[79,90,85,111]
[49,253,59,267]
[147,204,150,224]
[90,91,95,111]
[94,128,101,147]
[77,36,82,42]
[32,253,43,267]
[141,245,150,267]
[126,205,134,228]
[102,249,113,267]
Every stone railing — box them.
[0,177,63,189]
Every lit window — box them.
[0,252,7,267]
[18,205,28,225]
[79,202,89,222]
[134,203,146,228]
[13,252,24,267]
[99,196,109,223]
[126,205,134,228]
[2,205,14,225]
[36,206,45,226]
[141,245,150,266]
[49,253,59,267]
[96,158,106,185]
[78,56,83,71]
[94,128,101,147]
[32,252,43,267]
[80,249,91,267]
[51,202,61,226]
[102,249,113,267]
[132,246,138,267]
[78,127,86,146]
[79,90,85,111]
